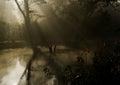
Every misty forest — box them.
[1,0,120,85]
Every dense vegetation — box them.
[60,42,120,85]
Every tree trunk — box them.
[49,45,53,53]
[53,45,56,53]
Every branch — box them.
[18,64,28,85]
[109,2,120,12]
[32,13,45,18]
[15,0,26,18]
[18,57,33,85]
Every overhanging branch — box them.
[15,0,26,18]
[109,2,120,12]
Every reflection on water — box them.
[0,47,88,85]
[0,57,57,85]
[0,59,26,85]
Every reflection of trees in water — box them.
[2,42,120,85]
[43,54,65,85]
[18,48,65,85]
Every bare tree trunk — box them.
[53,45,56,53]
[48,45,57,54]
[49,45,53,53]
[15,0,38,85]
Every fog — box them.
[0,0,120,85]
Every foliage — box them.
[63,56,94,85]
[93,42,120,85]
[63,42,120,85]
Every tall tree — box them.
[14,0,43,85]
[14,0,119,85]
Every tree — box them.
[58,0,119,48]
[14,0,64,85]
[14,0,119,85]
[14,0,44,85]
[0,21,7,42]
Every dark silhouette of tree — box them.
[0,21,7,42]
[14,0,44,85]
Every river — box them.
[0,48,58,85]
[0,47,94,85]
